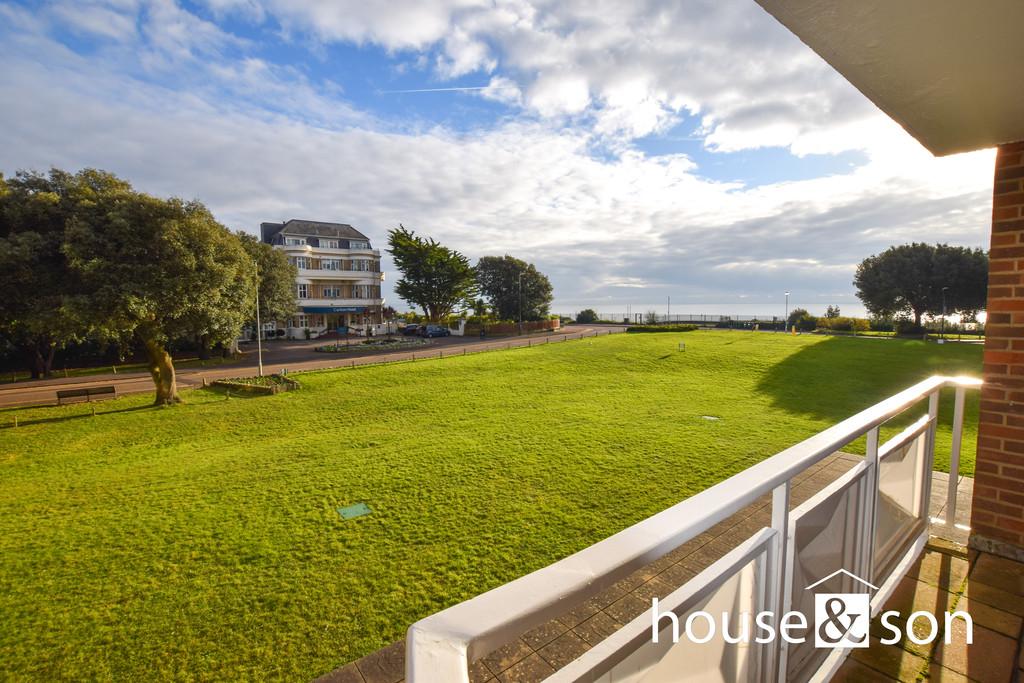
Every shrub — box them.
[626,324,698,333]
[869,316,895,332]
[816,316,869,332]
[894,319,925,336]
[576,309,598,323]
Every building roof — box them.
[754,0,1024,156]
[260,219,370,243]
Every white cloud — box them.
[0,0,998,316]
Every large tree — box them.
[63,174,255,405]
[386,224,476,321]
[475,255,554,321]
[0,169,103,378]
[237,231,298,342]
[854,243,988,327]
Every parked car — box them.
[418,324,451,338]
[401,324,420,336]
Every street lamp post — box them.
[784,291,790,332]
[941,286,949,339]
[518,271,523,335]
[254,259,264,377]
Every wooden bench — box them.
[56,385,117,405]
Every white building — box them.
[260,219,385,337]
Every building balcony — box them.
[296,268,383,281]
[297,298,383,311]
[360,375,1024,683]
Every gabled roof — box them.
[260,219,370,243]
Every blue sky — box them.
[0,0,995,316]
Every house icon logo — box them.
[806,569,877,649]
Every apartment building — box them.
[260,219,385,336]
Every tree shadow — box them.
[1,404,154,429]
[755,336,981,424]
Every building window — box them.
[322,286,341,298]
[353,259,370,271]
[322,259,341,270]
[297,284,309,298]
[291,256,311,269]
[349,240,369,250]
[293,314,308,328]
[322,239,339,249]
[285,237,306,246]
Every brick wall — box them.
[972,141,1024,561]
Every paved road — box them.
[0,325,627,408]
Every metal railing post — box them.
[922,391,940,521]
[864,427,881,586]
[946,386,966,526]
[766,482,790,683]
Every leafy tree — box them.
[0,169,105,378]
[787,307,810,328]
[475,255,554,321]
[576,308,598,323]
[854,243,988,327]
[237,231,297,341]
[63,176,255,405]
[386,225,477,321]
[825,305,840,318]
[644,310,659,324]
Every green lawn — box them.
[0,332,981,680]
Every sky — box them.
[0,0,996,318]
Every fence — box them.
[406,375,980,683]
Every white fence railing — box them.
[406,375,980,683]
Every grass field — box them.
[0,331,982,680]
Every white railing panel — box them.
[550,530,775,683]
[873,417,932,581]
[785,463,871,683]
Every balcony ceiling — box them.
[754,0,1024,156]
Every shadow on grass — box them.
[1,404,154,429]
[755,336,980,423]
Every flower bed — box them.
[211,374,300,395]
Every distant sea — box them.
[551,302,869,320]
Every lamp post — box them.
[784,291,790,332]
[254,259,264,377]
[518,271,523,335]
[941,286,949,339]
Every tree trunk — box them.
[42,342,55,378]
[20,337,54,379]
[141,335,181,405]
[913,309,923,327]
[198,334,211,361]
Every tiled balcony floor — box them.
[317,453,986,683]
[834,547,1024,683]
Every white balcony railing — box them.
[406,375,980,683]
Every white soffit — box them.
[754,0,1024,156]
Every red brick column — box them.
[972,141,1024,561]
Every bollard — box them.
[202,377,208,387]
[91,404,96,417]
[226,390,231,400]
[13,416,17,428]
[113,365,117,374]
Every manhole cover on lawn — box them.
[338,502,372,520]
